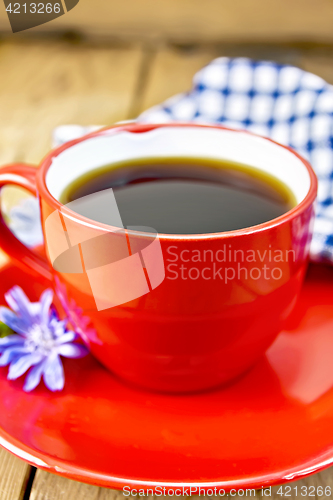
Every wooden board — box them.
[30,469,129,499]
[139,47,216,113]
[1,0,333,43]
[30,470,102,500]
[0,38,143,165]
[300,52,333,85]
[27,466,333,499]
[139,44,333,116]
[0,447,31,500]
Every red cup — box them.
[0,123,317,392]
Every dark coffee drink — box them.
[60,157,296,234]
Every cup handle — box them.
[0,164,53,281]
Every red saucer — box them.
[0,260,333,491]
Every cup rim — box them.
[36,122,318,241]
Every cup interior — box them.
[46,125,311,210]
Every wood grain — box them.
[1,0,333,43]
[0,39,143,165]
[139,43,333,115]
[29,470,100,500]
[28,466,333,499]
[30,470,126,500]
[139,46,216,113]
[300,51,333,85]
[0,447,31,500]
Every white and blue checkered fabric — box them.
[138,57,333,264]
[53,58,333,264]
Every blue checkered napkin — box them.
[138,57,333,265]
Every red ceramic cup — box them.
[0,123,317,393]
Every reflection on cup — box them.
[44,188,165,311]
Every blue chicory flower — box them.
[55,276,101,345]
[0,286,88,392]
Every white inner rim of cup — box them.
[46,126,311,209]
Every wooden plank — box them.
[0,39,143,165]
[300,51,333,85]
[140,43,333,117]
[139,43,302,115]
[0,447,31,500]
[2,0,333,43]
[139,47,216,113]
[30,470,123,500]
[29,466,333,499]
[30,470,100,499]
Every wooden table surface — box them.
[1,35,333,499]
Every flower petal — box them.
[55,277,68,307]
[55,332,77,344]
[57,343,88,358]
[0,347,28,366]
[8,353,43,380]
[49,306,60,322]
[23,360,46,392]
[3,293,19,313]
[4,286,24,312]
[49,317,67,338]
[39,289,53,324]
[0,335,25,347]
[78,326,101,345]
[0,308,30,337]
[5,286,37,322]
[28,303,41,316]
[79,315,90,328]
[43,355,64,391]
